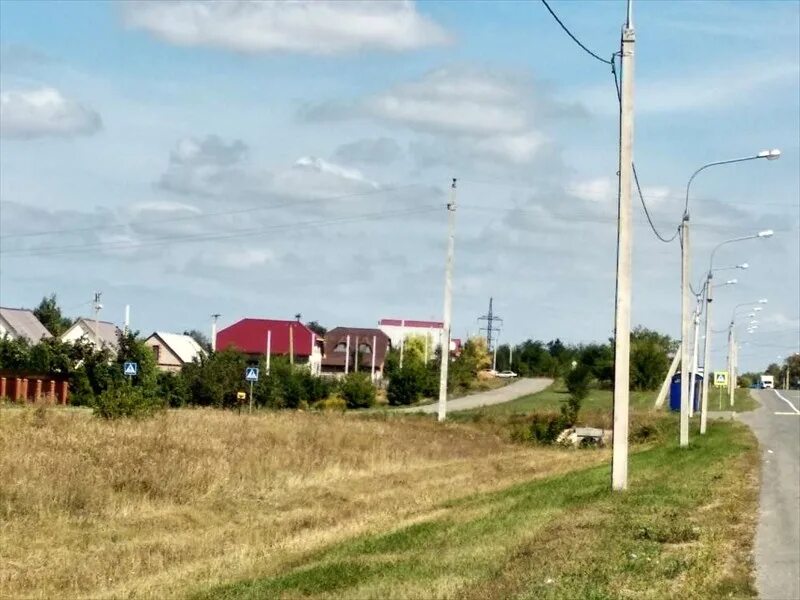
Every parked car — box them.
[496,370,518,378]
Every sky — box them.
[0,0,798,372]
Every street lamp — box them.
[698,230,772,435]
[680,151,779,447]
[726,299,768,407]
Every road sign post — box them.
[244,367,259,414]
[123,362,138,383]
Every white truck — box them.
[759,375,775,389]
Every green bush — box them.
[92,385,163,419]
[510,412,568,445]
[339,372,375,409]
[158,371,190,407]
[387,368,422,406]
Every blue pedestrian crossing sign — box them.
[123,362,138,377]
[245,367,259,382]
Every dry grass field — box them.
[0,406,605,599]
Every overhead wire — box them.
[540,0,613,65]
[0,184,423,241]
[4,205,440,259]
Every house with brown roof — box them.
[321,327,391,379]
[144,332,206,372]
[0,308,52,343]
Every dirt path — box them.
[399,377,553,414]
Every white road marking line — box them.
[773,390,800,415]
[774,412,800,416]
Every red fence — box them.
[0,374,69,404]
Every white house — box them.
[61,317,121,352]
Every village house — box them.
[60,317,121,353]
[0,308,52,343]
[321,327,391,379]
[215,318,323,374]
[144,332,206,372]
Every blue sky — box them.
[1,0,798,371]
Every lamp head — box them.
[738,262,749,269]
[758,298,768,303]
[758,229,774,238]
[757,148,781,160]
[726,279,738,285]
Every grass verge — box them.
[197,419,759,600]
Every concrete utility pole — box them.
[266,330,272,374]
[438,178,457,423]
[211,313,221,352]
[611,1,635,492]
[370,334,377,382]
[688,296,702,418]
[93,292,102,348]
[700,278,713,434]
[729,330,737,407]
[354,336,359,373]
[654,346,681,408]
[399,319,405,369]
[289,323,294,366]
[345,334,351,374]
[679,218,691,447]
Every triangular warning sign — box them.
[124,363,137,376]
[715,373,725,383]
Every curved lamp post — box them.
[680,151,779,447]
[698,230,773,433]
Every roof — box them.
[64,318,121,349]
[148,332,206,364]
[0,308,52,342]
[379,318,444,329]
[216,319,316,355]
[322,327,390,368]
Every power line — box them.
[3,205,439,259]
[0,184,423,241]
[540,0,613,65]
[613,53,681,245]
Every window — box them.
[358,343,372,354]
[152,345,161,362]
[333,342,347,353]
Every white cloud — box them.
[123,0,450,55]
[271,156,380,199]
[583,62,800,115]
[368,69,531,136]
[158,135,251,197]
[0,87,102,139]
[568,177,614,203]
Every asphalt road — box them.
[740,389,800,600]
[399,377,553,414]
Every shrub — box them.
[565,365,591,401]
[339,373,375,409]
[158,371,190,408]
[509,412,568,445]
[387,368,422,406]
[313,396,347,412]
[93,385,163,419]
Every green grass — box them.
[194,418,759,600]
[452,381,656,420]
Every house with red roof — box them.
[215,318,322,373]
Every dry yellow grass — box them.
[0,406,604,599]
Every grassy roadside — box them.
[196,419,759,600]
[451,381,656,421]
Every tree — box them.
[183,329,212,352]
[306,321,327,337]
[630,327,675,391]
[33,294,73,337]
[387,367,422,406]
